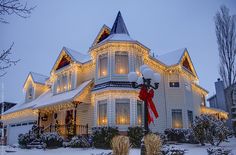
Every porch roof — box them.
[2,80,92,115]
[33,80,92,109]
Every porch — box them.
[37,101,92,138]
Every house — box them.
[1,11,228,145]
[208,78,236,130]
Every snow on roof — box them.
[30,72,48,85]
[3,80,92,115]
[63,47,91,63]
[101,33,134,42]
[156,48,186,66]
[33,80,92,109]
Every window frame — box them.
[97,100,108,126]
[98,53,108,78]
[137,100,144,126]
[115,99,130,125]
[171,109,183,128]
[168,73,180,88]
[187,110,193,128]
[114,51,129,75]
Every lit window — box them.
[135,55,142,75]
[188,110,193,128]
[55,72,72,94]
[115,51,129,74]
[68,72,72,90]
[169,74,179,87]
[98,100,107,126]
[28,85,34,99]
[137,100,143,126]
[116,99,130,125]
[172,109,183,128]
[99,53,108,77]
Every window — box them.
[28,86,34,99]
[135,55,142,75]
[99,53,108,77]
[115,51,129,74]
[169,74,180,87]
[98,100,107,126]
[56,72,73,94]
[137,100,143,125]
[188,110,193,128]
[116,99,130,125]
[172,109,183,128]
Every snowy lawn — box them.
[0,138,235,155]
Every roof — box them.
[63,47,91,63]
[30,72,49,85]
[3,80,92,115]
[156,48,186,66]
[33,80,92,109]
[110,11,129,35]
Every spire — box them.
[110,11,130,35]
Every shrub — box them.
[192,114,231,146]
[127,126,144,148]
[18,133,36,148]
[111,135,130,155]
[207,146,232,155]
[164,128,197,143]
[144,133,162,155]
[92,127,119,149]
[68,136,90,148]
[161,146,186,155]
[41,132,63,148]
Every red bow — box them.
[139,86,159,124]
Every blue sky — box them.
[0,0,236,104]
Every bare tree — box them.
[215,5,236,87]
[0,0,35,23]
[0,0,35,76]
[0,43,20,76]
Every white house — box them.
[1,11,227,145]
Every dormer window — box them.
[99,53,108,77]
[28,85,34,100]
[55,72,73,94]
[115,51,129,74]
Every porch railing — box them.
[41,124,88,137]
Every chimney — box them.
[215,78,227,111]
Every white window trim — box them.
[114,98,131,126]
[168,73,181,88]
[113,51,130,76]
[97,100,108,126]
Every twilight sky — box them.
[0,0,236,104]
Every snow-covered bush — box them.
[164,128,197,143]
[40,132,63,148]
[161,146,187,155]
[192,114,231,146]
[127,126,144,148]
[18,133,36,148]
[68,136,90,148]
[207,146,232,155]
[92,126,119,149]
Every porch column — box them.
[74,104,78,135]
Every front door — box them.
[65,110,74,137]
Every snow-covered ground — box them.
[0,138,235,155]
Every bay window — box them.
[172,109,183,128]
[99,53,108,77]
[116,99,130,125]
[97,100,107,126]
[115,51,129,74]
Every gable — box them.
[56,55,71,70]
[23,74,34,91]
[92,25,110,46]
[180,51,198,78]
[51,50,74,73]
